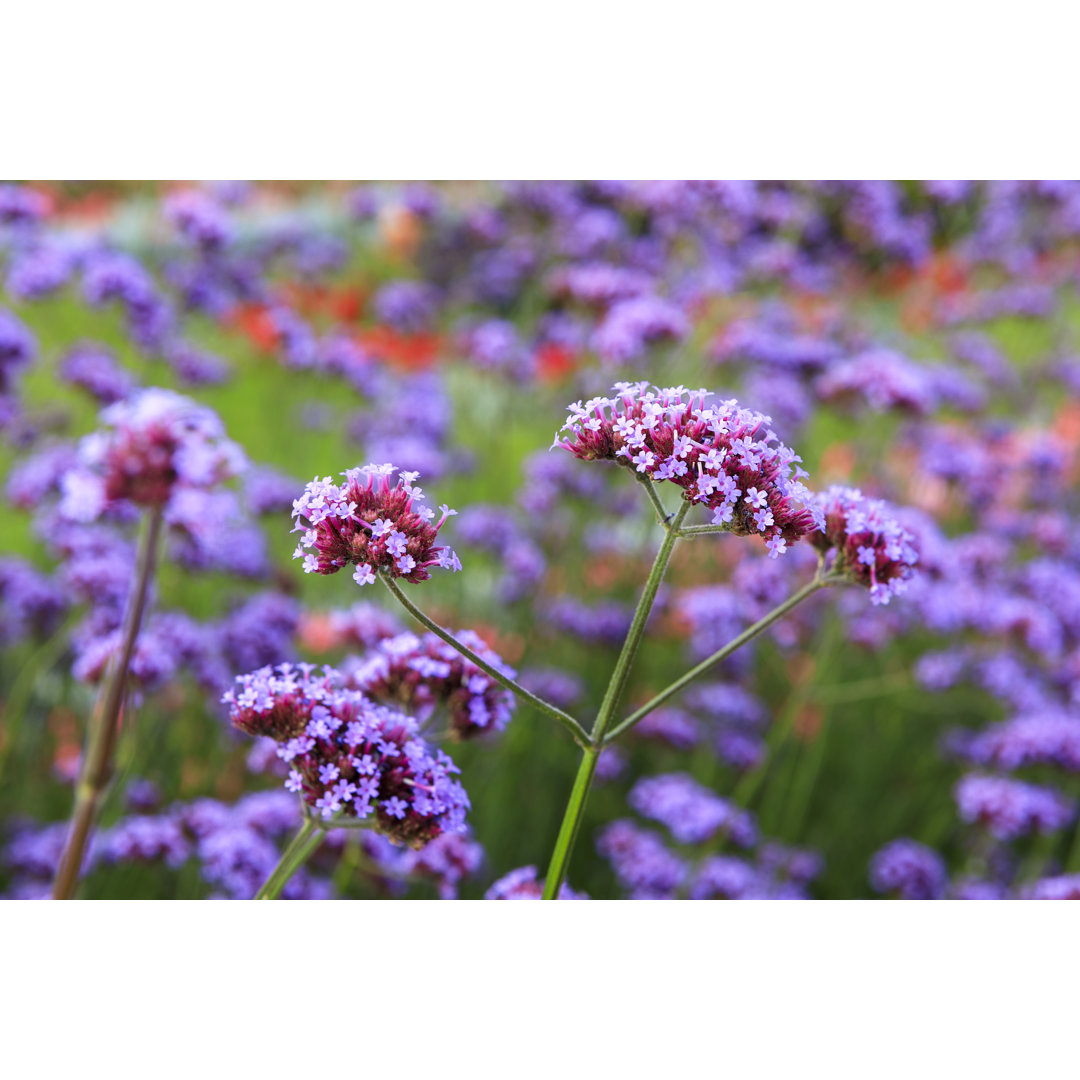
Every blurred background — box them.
[2,180,1079,899]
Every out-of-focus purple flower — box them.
[1021,875,1080,899]
[0,308,35,394]
[517,668,584,710]
[596,819,687,899]
[634,707,700,750]
[590,295,689,363]
[344,629,516,740]
[372,281,440,334]
[869,838,947,899]
[59,388,245,522]
[629,773,757,847]
[484,865,588,900]
[0,558,69,646]
[398,829,484,899]
[291,464,460,586]
[0,184,49,226]
[243,465,301,516]
[163,189,232,251]
[59,344,136,404]
[967,712,1080,772]
[954,775,1076,841]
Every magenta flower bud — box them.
[291,463,461,586]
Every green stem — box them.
[381,574,590,747]
[254,819,323,900]
[604,574,834,744]
[677,524,731,537]
[542,500,690,899]
[52,506,164,901]
[637,475,672,526]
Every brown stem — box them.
[52,506,164,900]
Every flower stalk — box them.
[254,818,323,900]
[381,573,590,747]
[541,500,690,899]
[52,506,164,900]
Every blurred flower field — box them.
[2,180,1080,900]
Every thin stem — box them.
[637,475,672,526]
[542,500,690,899]
[52,506,164,901]
[604,574,835,744]
[540,749,599,900]
[381,573,590,747]
[676,524,730,537]
[254,819,323,900]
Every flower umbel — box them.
[554,382,818,556]
[224,662,469,848]
[810,486,918,604]
[291,463,461,585]
[345,630,517,740]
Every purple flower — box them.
[954,775,1076,841]
[344,629,515,740]
[596,820,687,899]
[59,389,245,521]
[811,486,919,604]
[291,464,460,586]
[629,773,757,847]
[59,344,136,404]
[224,663,469,848]
[556,383,817,557]
[869,839,947,900]
[484,865,588,900]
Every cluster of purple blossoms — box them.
[966,711,1080,772]
[224,662,469,848]
[954,775,1076,841]
[596,820,688,899]
[58,389,245,522]
[290,463,461,588]
[810,486,919,605]
[59,343,137,405]
[628,773,757,847]
[162,189,232,251]
[344,630,516,740]
[555,383,818,558]
[484,865,588,900]
[868,839,947,900]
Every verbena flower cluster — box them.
[344,630,516,740]
[223,662,469,847]
[291,463,461,587]
[555,382,818,558]
[810,486,919,605]
[59,388,245,522]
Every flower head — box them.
[59,389,245,522]
[554,383,817,556]
[291,464,460,585]
[223,662,469,848]
[344,629,516,740]
[810,486,918,604]
[868,838,947,900]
